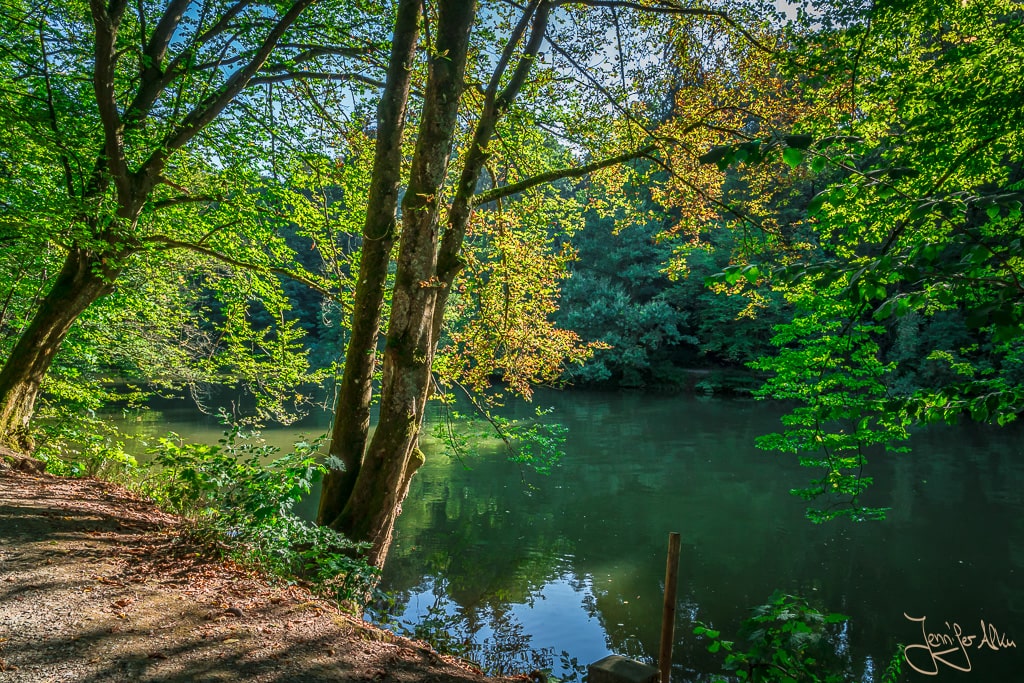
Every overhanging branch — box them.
[471,143,657,206]
[249,71,386,88]
[139,235,348,308]
[554,0,777,54]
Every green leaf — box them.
[909,201,933,221]
[783,147,804,169]
[808,192,828,216]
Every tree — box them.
[705,0,1024,520]
[0,0,785,569]
[315,0,785,567]
[0,0,381,450]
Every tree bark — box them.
[318,0,423,528]
[330,0,477,569]
[0,246,118,451]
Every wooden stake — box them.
[659,532,681,683]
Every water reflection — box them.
[376,391,1024,681]
[116,390,1024,681]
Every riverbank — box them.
[0,468,522,682]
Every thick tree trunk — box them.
[0,246,118,451]
[318,0,423,528]
[331,0,477,570]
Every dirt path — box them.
[0,469,521,683]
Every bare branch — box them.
[472,143,657,206]
[554,0,777,53]
[249,71,386,88]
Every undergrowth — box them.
[40,422,377,607]
[142,427,378,606]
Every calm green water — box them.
[118,391,1024,681]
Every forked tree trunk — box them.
[329,0,477,569]
[317,0,423,528]
[0,246,118,451]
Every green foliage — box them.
[556,199,693,388]
[492,406,568,476]
[143,427,376,603]
[34,419,138,481]
[557,204,787,389]
[696,0,1024,515]
[438,188,593,399]
[750,283,909,522]
[694,592,853,682]
[0,0,382,447]
[432,394,568,476]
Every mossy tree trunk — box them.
[0,246,119,452]
[319,0,561,570]
[323,0,478,569]
[317,0,423,529]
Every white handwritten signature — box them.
[903,614,1016,675]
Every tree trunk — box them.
[330,0,477,570]
[0,246,118,451]
[318,0,422,528]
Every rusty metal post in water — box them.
[659,532,681,683]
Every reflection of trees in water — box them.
[374,393,1024,681]
[472,607,549,676]
[372,576,588,679]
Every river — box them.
[117,390,1024,681]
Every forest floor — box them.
[0,467,523,683]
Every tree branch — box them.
[544,35,652,141]
[37,24,75,197]
[123,0,193,130]
[277,43,374,63]
[141,0,316,180]
[472,143,656,206]
[554,0,777,54]
[486,0,543,99]
[151,195,223,211]
[249,71,386,88]
[432,0,552,300]
[144,0,191,67]
[496,1,551,108]
[139,235,348,307]
[194,0,255,47]
[89,0,131,202]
